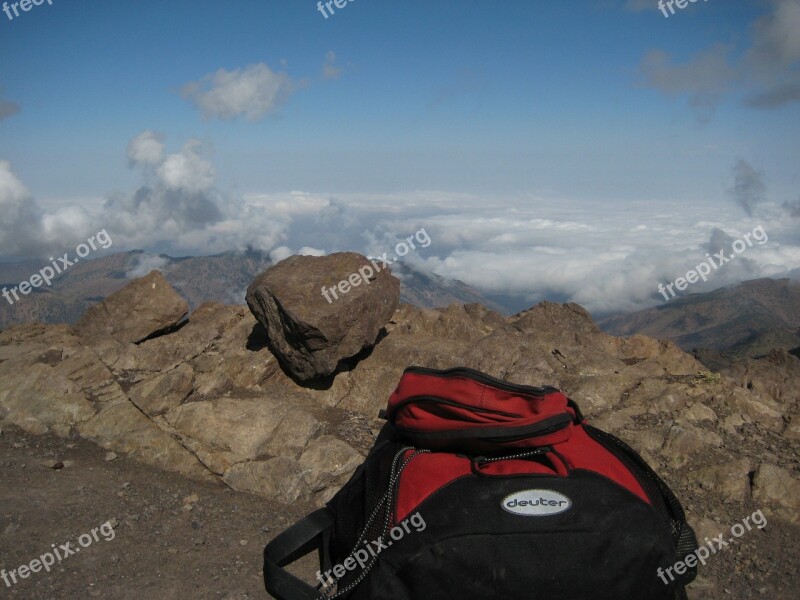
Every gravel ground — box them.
[0,425,318,600]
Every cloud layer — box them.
[1,134,797,315]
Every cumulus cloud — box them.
[0,161,97,259]
[104,136,224,242]
[103,132,289,254]
[322,51,342,80]
[638,0,800,118]
[180,63,297,121]
[0,132,290,260]
[0,161,44,257]
[127,130,165,166]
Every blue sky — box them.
[1,0,799,311]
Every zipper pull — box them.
[474,447,551,465]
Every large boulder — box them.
[73,270,188,344]
[246,253,399,381]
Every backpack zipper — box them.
[388,394,524,419]
[403,366,560,396]
[473,447,550,464]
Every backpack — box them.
[264,366,699,600]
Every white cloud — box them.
[298,246,326,256]
[3,143,798,314]
[127,130,164,166]
[0,161,43,257]
[156,140,215,193]
[180,63,297,121]
[0,132,291,259]
[269,246,293,263]
[126,253,169,278]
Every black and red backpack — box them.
[264,366,698,600]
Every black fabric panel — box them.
[348,471,681,600]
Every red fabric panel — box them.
[473,459,559,477]
[388,371,571,435]
[546,451,569,477]
[556,427,650,504]
[395,453,472,524]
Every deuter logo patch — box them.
[501,489,572,516]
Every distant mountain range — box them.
[0,250,508,330]
[3,251,798,372]
[599,278,800,369]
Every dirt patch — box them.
[0,425,317,599]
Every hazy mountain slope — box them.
[392,262,509,315]
[0,250,505,329]
[599,278,800,359]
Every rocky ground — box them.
[1,259,800,598]
[0,424,320,599]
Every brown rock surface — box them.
[73,270,188,344]
[245,252,399,380]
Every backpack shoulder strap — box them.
[263,507,334,600]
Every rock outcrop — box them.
[1,260,800,595]
[246,253,399,381]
